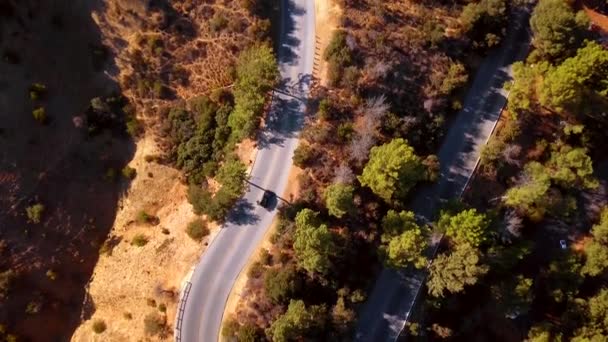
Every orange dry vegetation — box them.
[584,4,608,32]
[92,0,267,113]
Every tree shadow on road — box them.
[277,0,306,66]
[226,199,260,226]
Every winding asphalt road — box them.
[354,7,532,342]
[175,1,315,341]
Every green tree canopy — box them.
[381,210,419,242]
[267,300,326,342]
[492,275,534,318]
[459,0,508,49]
[507,61,548,115]
[331,296,356,333]
[385,228,428,269]
[527,323,562,342]
[293,209,335,275]
[540,41,608,112]
[264,266,300,304]
[545,143,598,190]
[427,243,489,298]
[582,208,608,276]
[545,252,583,304]
[380,210,428,269]
[216,158,247,198]
[323,183,355,218]
[571,288,608,340]
[530,0,585,61]
[229,44,279,140]
[358,138,425,204]
[504,161,551,221]
[439,208,490,247]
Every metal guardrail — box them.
[174,281,192,342]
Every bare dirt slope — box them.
[71,133,213,341]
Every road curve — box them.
[354,7,532,342]
[176,1,315,341]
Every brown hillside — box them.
[0,0,269,341]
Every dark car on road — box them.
[257,190,275,209]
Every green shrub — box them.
[247,261,264,278]
[440,62,468,96]
[264,267,299,304]
[29,83,46,101]
[222,317,239,338]
[26,301,41,314]
[324,30,352,66]
[26,203,45,224]
[186,219,210,241]
[121,166,137,179]
[32,107,46,124]
[293,144,315,168]
[46,269,57,280]
[228,44,279,140]
[237,323,261,342]
[136,210,154,224]
[422,20,445,46]
[324,30,352,86]
[337,123,354,142]
[342,66,360,90]
[158,303,166,313]
[317,99,332,120]
[210,13,228,33]
[143,313,166,336]
[459,0,507,50]
[259,249,272,265]
[131,234,149,247]
[126,116,142,137]
[123,312,133,320]
[92,319,107,334]
[146,298,157,307]
[104,168,117,182]
[0,270,15,299]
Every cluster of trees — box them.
[161,44,278,223]
[25,203,45,224]
[223,0,519,338]
[380,210,428,269]
[582,208,608,276]
[418,1,608,339]
[510,0,606,118]
[86,95,141,137]
[187,158,247,222]
[228,43,279,140]
[323,30,355,87]
[427,208,491,298]
[458,0,508,50]
[503,138,597,221]
[167,95,232,184]
[29,83,47,124]
[358,138,427,204]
